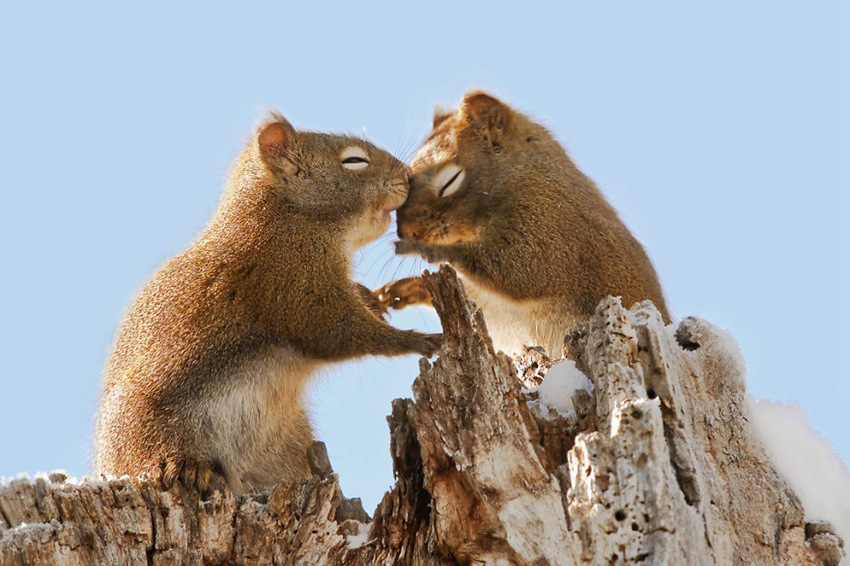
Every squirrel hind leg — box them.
[161,457,229,497]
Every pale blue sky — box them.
[0,1,844,512]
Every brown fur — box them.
[382,91,669,356]
[95,114,440,493]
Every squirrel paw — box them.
[375,276,433,312]
[355,283,389,320]
[419,332,443,357]
[161,458,228,496]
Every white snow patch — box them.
[531,359,593,420]
[33,470,78,484]
[1,471,80,487]
[711,325,748,381]
[748,396,850,559]
[345,521,371,549]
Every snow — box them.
[345,521,371,549]
[532,359,594,420]
[748,396,850,561]
[711,324,748,383]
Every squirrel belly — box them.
[458,278,576,358]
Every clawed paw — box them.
[422,333,443,357]
[355,283,389,320]
[375,276,433,312]
[161,458,228,496]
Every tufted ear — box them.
[432,105,455,129]
[258,114,296,164]
[461,91,511,139]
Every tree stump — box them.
[0,266,842,565]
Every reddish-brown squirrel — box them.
[379,91,668,356]
[95,113,441,493]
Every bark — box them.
[0,266,843,565]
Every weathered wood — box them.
[0,266,842,565]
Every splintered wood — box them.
[0,266,842,565]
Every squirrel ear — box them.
[461,91,511,138]
[258,115,296,163]
[432,105,455,129]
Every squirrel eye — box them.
[434,163,465,197]
[341,146,370,170]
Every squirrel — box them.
[377,91,669,357]
[94,113,441,494]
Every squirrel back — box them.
[389,92,669,356]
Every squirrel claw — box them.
[161,458,227,496]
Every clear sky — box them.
[0,1,844,513]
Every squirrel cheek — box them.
[373,205,396,236]
[344,211,390,251]
[397,213,479,246]
[437,220,481,245]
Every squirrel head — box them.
[225,112,411,251]
[397,91,553,246]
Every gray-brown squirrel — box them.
[95,113,440,493]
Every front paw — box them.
[355,283,389,320]
[417,332,443,357]
[161,458,228,496]
[375,276,433,312]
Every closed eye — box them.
[434,163,465,197]
[341,146,370,170]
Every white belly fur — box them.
[461,278,568,358]
[198,346,318,492]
